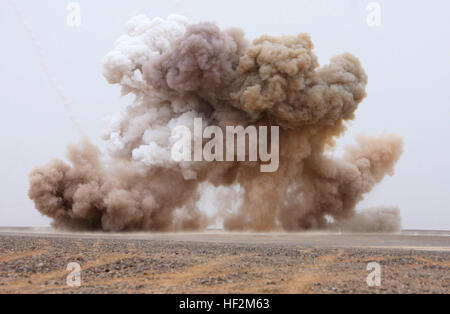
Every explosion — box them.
[28,15,403,232]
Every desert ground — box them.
[0,228,448,294]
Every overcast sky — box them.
[1,0,449,230]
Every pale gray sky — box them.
[1,0,449,229]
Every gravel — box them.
[0,235,448,294]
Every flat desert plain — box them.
[0,228,449,293]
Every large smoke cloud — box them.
[28,15,403,232]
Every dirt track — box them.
[0,229,449,293]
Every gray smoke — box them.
[28,15,403,232]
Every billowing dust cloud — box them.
[28,15,403,232]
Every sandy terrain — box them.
[0,228,449,294]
